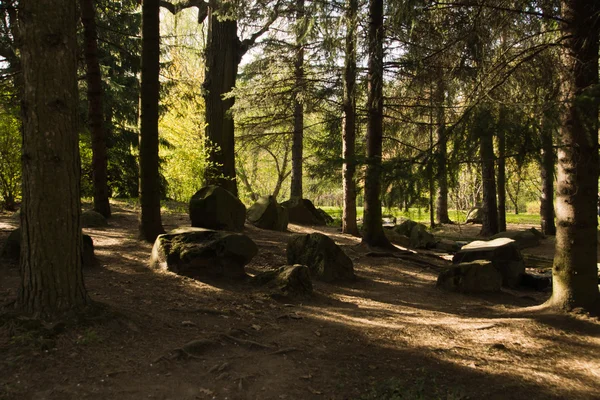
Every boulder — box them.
[316,208,334,225]
[520,271,552,291]
[453,238,525,288]
[247,196,288,231]
[384,228,410,248]
[81,210,109,228]
[150,227,257,279]
[491,230,542,249]
[393,219,418,237]
[1,228,20,260]
[409,224,436,249]
[437,260,502,293]
[1,228,96,267]
[465,207,483,224]
[287,233,355,282]
[280,198,327,226]
[382,215,397,227]
[189,186,246,232]
[252,265,313,297]
[435,239,461,253]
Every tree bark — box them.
[496,110,506,232]
[540,108,556,235]
[479,107,498,236]
[341,0,359,236]
[290,0,305,199]
[80,0,111,219]
[18,0,88,316]
[434,80,451,224]
[139,0,165,242]
[362,0,391,248]
[548,0,600,312]
[203,7,239,196]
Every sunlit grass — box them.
[318,206,542,226]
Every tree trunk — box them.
[434,80,451,224]
[540,109,556,235]
[139,0,165,242]
[341,0,359,236]
[290,0,304,199]
[548,0,600,312]
[80,0,111,219]
[479,107,498,236]
[203,8,239,196]
[362,0,391,248]
[496,113,506,232]
[18,0,88,316]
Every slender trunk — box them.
[203,8,239,196]
[80,0,111,218]
[497,115,506,232]
[342,0,359,236]
[540,109,556,235]
[139,0,164,242]
[479,107,498,236]
[362,0,391,248]
[18,0,88,316]
[290,0,305,199]
[435,80,451,224]
[428,87,435,228]
[549,0,600,312]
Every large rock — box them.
[384,228,410,248]
[280,198,328,226]
[252,265,313,297]
[465,207,483,224]
[81,210,108,228]
[246,196,288,231]
[393,220,418,237]
[287,233,355,282]
[1,228,96,267]
[189,186,246,232]
[409,223,436,249]
[437,260,502,293]
[150,227,258,279]
[434,239,461,253]
[453,238,525,288]
[1,228,20,260]
[490,229,542,249]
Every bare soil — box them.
[1,204,599,400]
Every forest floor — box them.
[1,203,599,400]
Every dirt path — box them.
[1,206,599,400]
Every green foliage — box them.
[159,8,208,202]
[0,86,21,210]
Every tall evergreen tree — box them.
[548,0,600,312]
[139,0,165,242]
[18,0,88,315]
[341,0,359,235]
[80,0,111,218]
[362,0,391,248]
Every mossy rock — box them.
[81,210,108,228]
[453,238,525,288]
[150,227,258,279]
[189,186,246,232]
[384,228,410,248]
[437,260,502,293]
[465,207,483,224]
[409,224,436,249]
[287,233,355,282]
[393,220,418,237]
[490,230,541,249]
[280,198,328,226]
[247,196,288,231]
[252,265,313,297]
